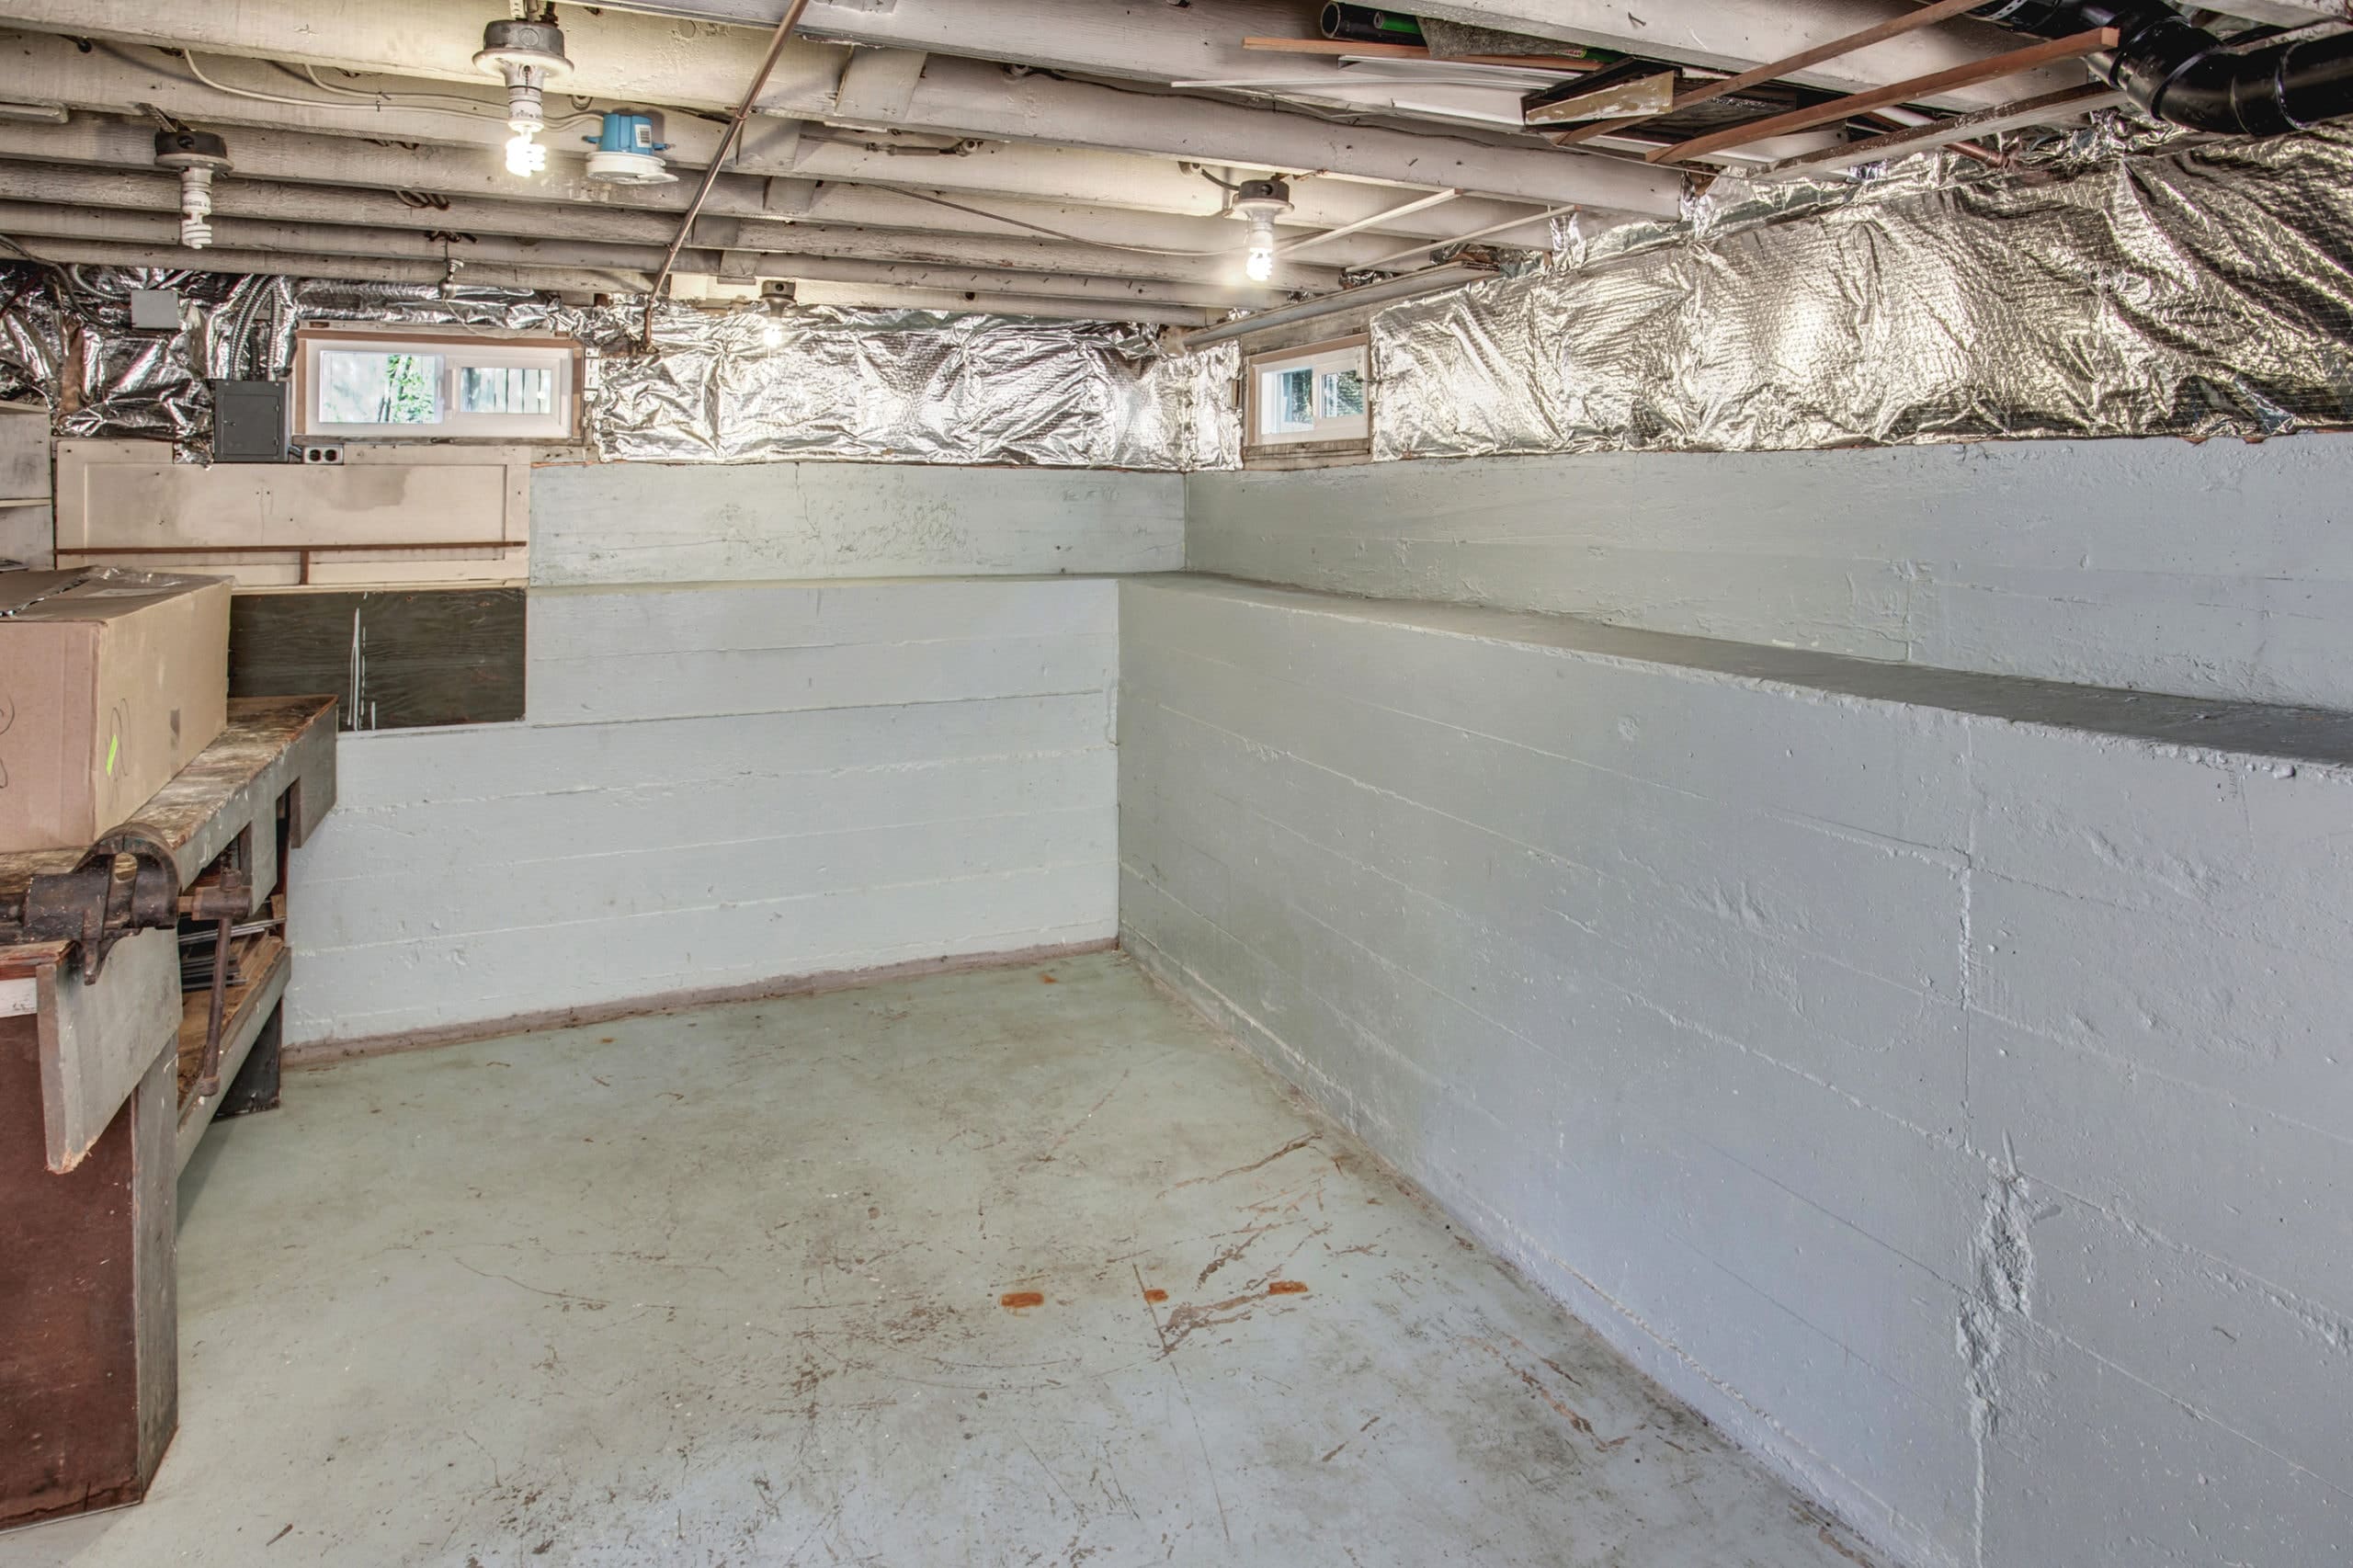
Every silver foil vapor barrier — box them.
[6,117,2349,469]
[1374,123,2353,460]
[0,269,1214,470]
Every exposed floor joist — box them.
[0,43,1574,246]
[0,126,1416,278]
[1400,0,2092,108]
[0,0,2165,326]
[0,197,1294,299]
[0,0,1686,213]
[1653,26,2120,165]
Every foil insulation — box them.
[1375,124,2353,460]
[589,303,1197,468]
[0,267,1210,470]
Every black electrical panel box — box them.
[210,379,290,463]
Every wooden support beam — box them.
[1654,0,1996,119]
[1240,38,1597,70]
[1650,28,2120,165]
[1407,0,2089,108]
[1548,0,1990,146]
[1753,81,2129,180]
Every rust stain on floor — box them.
[1142,1288,1169,1303]
[998,1290,1046,1311]
[1267,1280,1310,1296]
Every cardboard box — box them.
[0,569,231,852]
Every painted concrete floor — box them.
[6,952,1881,1568]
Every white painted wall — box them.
[281,457,1178,1047]
[1187,437,2353,710]
[287,575,1118,1045]
[1119,575,2353,1568]
[532,459,1182,585]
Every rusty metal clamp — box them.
[0,824,202,983]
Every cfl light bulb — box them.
[1230,182,1290,283]
[1245,218,1277,282]
[505,129,548,177]
[177,167,217,249]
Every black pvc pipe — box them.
[1952,1,2353,134]
[1319,5,1425,46]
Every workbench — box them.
[0,695,336,1531]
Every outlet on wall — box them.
[301,445,345,465]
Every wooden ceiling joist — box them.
[1754,81,2130,181]
[1543,0,1995,148]
[1651,27,2124,165]
[1240,38,1599,71]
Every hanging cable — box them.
[172,50,596,128]
[297,63,598,125]
[879,188,1235,258]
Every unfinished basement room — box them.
[4,1,2351,1564]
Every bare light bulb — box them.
[761,316,787,349]
[176,167,217,249]
[505,130,548,177]
[1230,180,1290,283]
[477,17,571,181]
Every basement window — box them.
[297,328,579,440]
[1245,335,1370,461]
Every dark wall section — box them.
[229,589,525,732]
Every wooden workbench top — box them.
[0,695,338,893]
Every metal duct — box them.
[1955,2,2353,134]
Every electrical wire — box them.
[173,50,598,129]
[881,187,1236,258]
[296,63,600,127]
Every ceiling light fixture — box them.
[1231,178,1292,283]
[475,14,573,179]
[153,127,232,249]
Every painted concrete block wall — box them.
[533,459,1183,585]
[1118,575,2353,1568]
[287,575,1118,1045]
[1186,437,2353,710]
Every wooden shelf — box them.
[174,930,290,1174]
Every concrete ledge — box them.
[1161,574,2353,766]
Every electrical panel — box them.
[209,380,289,464]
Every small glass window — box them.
[459,365,554,416]
[301,332,576,439]
[1264,367,1316,436]
[1320,369,1365,420]
[318,350,442,426]
[1246,338,1370,455]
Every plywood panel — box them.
[55,440,529,588]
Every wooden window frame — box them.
[1244,334,1371,465]
[294,325,584,442]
